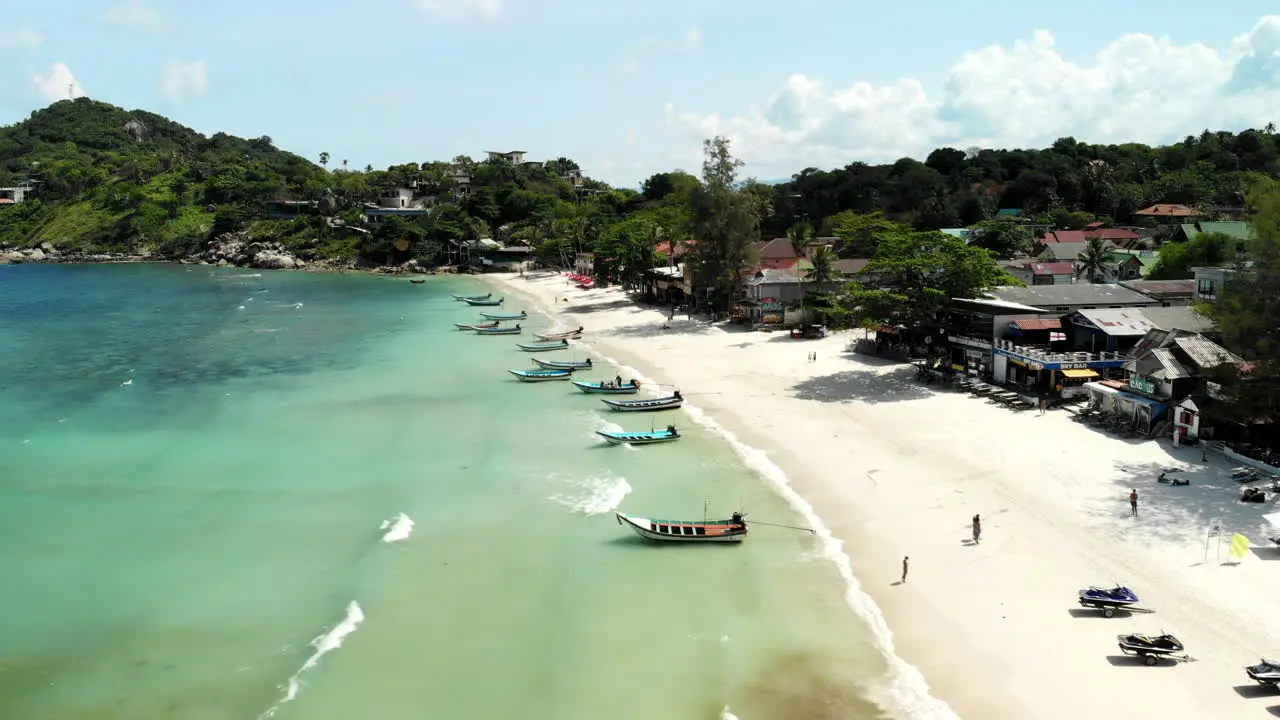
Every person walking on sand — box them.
[1040,398,1047,416]
[1130,489,1138,517]
[901,556,909,583]
[972,514,981,543]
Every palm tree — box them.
[805,245,836,287]
[1075,237,1110,283]
[787,221,813,258]
[319,152,329,169]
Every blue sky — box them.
[1,1,1279,187]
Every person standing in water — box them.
[972,514,981,543]
[901,556,909,583]
[1129,489,1138,517]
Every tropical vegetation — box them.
[4,99,1280,325]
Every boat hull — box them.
[455,322,498,330]
[508,370,572,382]
[602,397,683,412]
[574,381,640,394]
[475,328,521,335]
[452,293,491,301]
[464,298,503,306]
[596,430,679,445]
[482,313,527,321]
[615,512,746,543]
[517,342,569,352]
[535,332,582,341]
[532,358,592,370]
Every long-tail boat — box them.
[475,324,521,335]
[516,339,569,352]
[614,510,747,543]
[573,379,640,394]
[451,292,491,301]
[463,296,503,306]
[601,393,683,412]
[532,357,593,370]
[595,425,679,445]
[481,311,527,321]
[507,368,573,382]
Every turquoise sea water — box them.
[0,264,892,720]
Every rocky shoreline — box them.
[0,232,463,275]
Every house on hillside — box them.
[1023,261,1075,286]
[756,237,800,269]
[0,180,37,206]
[1133,204,1202,225]
[486,150,527,164]
[1192,266,1237,303]
[1083,224,1147,248]
[1085,251,1147,283]
[266,200,319,220]
[1172,220,1254,246]
[364,187,427,222]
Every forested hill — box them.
[763,127,1280,237]
[2,97,1279,268]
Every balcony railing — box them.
[994,339,1121,363]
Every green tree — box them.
[1074,237,1110,283]
[825,211,911,258]
[319,152,329,169]
[830,231,1011,328]
[686,136,758,310]
[806,244,836,286]
[1147,231,1238,279]
[969,220,1033,259]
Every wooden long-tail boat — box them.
[481,311,527,321]
[532,357,593,370]
[601,394,683,412]
[595,425,679,445]
[475,324,522,335]
[535,326,584,340]
[463,296,503,306]
[516,340,569,352]
[507,368,573,382]
[455,321,499,330]
[452,292,491,301]
[573,379,640,394]
[615,511,747,543]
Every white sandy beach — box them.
[487,271,1280,720]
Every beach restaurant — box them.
[1081,379,1168,434]
[991,340,1129,398]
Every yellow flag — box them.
[1230,532,1250,558]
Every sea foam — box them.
[380,513,414,543]
[259,600,365,718]
[549,474,631,515]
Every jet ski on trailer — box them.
[1116,632,1188,665]
[1077,585,1143,617]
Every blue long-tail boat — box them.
[481,311,527,321]
[596,426,681,445]
[508,368,572,382]
[573,379,640,394]
[452,292,492,301]
[463,296,503,307]
[516,340,569,352]
[475,324,521,335]
[532,357,593,370]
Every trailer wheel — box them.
[1103,607,1115,618]
[1144,654,1157,666]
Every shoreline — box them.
[0,253,467,276]
[485,271,1280,720]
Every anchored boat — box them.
[573,379,640,394]
[508,368,573,382]
[535,326,584,340]
[601,393,683,412]
[532,357,593,370]
[463,296,504,307]
[475,324,522,335]
[481,311,527,321]
[452,292,492,301]
[517,340,569,352]
[454,321,499,330]
[595,425,680,445]
[615,510,747,543]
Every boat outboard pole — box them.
[748,520,816,534]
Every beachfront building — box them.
[986,284,1158,314]
[942,297,1058,379]
[1063,306,1214,354]
[740,259,869,325]
[1132,203,1202,225]
[641,263,686,305]
[1080,330,1241,437]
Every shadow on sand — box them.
[602,321,716,339]
[789,366,934,404]
[1233,684,1277,699]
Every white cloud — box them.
[620,26,703,74]
[663,14,1280,178]
[32,63,84,103]
[160,59,208,103]
[683,27,701,50]
[0,28,43,50]
[414,0,502,22]
[101,0,165,33]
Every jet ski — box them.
[1078,585,1140,617]
[1116,633,1186,665]
[1245,658,1280,687]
